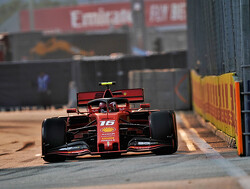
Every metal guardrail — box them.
[241,65,250,156]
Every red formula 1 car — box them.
[42,82,178,162]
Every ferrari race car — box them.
[42,82,178,162]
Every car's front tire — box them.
[42,117,66,162]
[150,111,178,155]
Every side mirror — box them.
[140,103,150,109]
[67,108,77,114]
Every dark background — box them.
[0,51,186,109]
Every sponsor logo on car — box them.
[102,137,115,140]
[101,127,116,133]
[101,137,115,141]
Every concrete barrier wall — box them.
[0,51,186,109]
[191,70,243,155]
[0,60,72,109]
[128,69,191,110]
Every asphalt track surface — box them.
[0,109,250,189]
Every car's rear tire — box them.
[42,117,66,162]
[150,111,178,155]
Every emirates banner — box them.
[21,2,132,33]
[20,0,186,33]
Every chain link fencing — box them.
[187,0,250,79]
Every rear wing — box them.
[112,89,144,103]
[77,88,144,106]
[77,91,104,106]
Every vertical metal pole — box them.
[242,66,250,156]
[131,0,146,50]
[28,0,35,31]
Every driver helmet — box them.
[99,102,107,113]
[109,101,117,112]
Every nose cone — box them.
[97,113,120,152]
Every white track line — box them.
[178,127,196,151]
[178,113,249,189]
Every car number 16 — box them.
[100,120,115,126]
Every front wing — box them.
[44,138,173,157]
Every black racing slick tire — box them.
[150,111,178,155]
[42,117,66,162]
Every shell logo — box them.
[101,127,116,133]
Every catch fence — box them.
[187,0,250,155]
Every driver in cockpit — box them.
[99,102,107,113]
[109,101,118,112]
[99,101,118,113]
